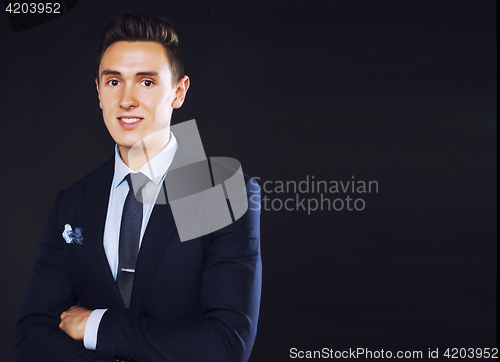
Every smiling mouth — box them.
[118,117,143,124]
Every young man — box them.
[15,11,261,362]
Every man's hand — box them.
[59,306,93,341]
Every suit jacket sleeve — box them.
[95,179,262,362]
[15,190,102,362]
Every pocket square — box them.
[62,224,83,245]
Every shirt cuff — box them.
[83,309,107,350]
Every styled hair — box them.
[96,11,184,85]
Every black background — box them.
[1,1,496,361]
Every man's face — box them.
[96,41,188,157]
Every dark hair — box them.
[97,11,184,85]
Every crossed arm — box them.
[59,306,91,341]
[15,183,262,362]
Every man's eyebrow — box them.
[100,70,159,77]
[136,71,159,77]
[100,70,121,77]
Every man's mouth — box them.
[119,117,143,124]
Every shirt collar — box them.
[113,132,178,188]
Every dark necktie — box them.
[116,172,149,308]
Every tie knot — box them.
[125,173,149,194]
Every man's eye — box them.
[108,79,119,86]
[142,80,154,87]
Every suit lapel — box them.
[130,140,208,309]
[83,156,124,308]
[130,194,178,309]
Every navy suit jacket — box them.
[15,142,262,362]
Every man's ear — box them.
[95,78,102,110]
[172,75,190,109]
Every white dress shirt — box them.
[83,133,178,350]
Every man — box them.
[15,11,261,362]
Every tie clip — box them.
[121,268,135,273]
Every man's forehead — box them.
[99,41,171,73]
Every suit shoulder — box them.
[244,173,260,196]
[207,156,259,196]
[59,156,114,201]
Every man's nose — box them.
[120,85,139,109]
